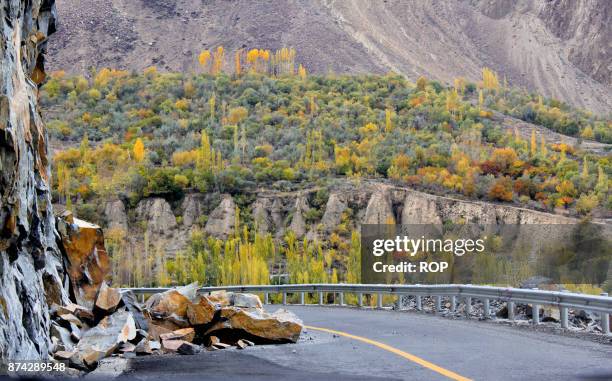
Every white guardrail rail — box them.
[125,284,612,335]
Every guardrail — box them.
[125,284,612,335]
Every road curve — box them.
[120,306,612,381]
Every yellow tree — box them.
[482,67,499,90]
[198,50,211,72]
[209,95,216,123]
[530,130,537,157]
[385,107,394,133]
[298,64,307,80]
[234,49,242,75]
[133,138,145,162]
[212,46,225,75]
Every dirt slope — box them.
[47,0,611,114]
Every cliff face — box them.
[105,180,579,261]
[0,0,65,360]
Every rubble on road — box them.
[50,282,302,370]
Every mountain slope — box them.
[47,0,611,113]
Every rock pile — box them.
[50,283,303,370]
[50,213,303,370]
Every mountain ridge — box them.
[47,0,611,113]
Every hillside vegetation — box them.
[42,57,611,217]
[40,55,611,289]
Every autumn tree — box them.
[133,138,145,162]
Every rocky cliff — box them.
[0,0,65,360]
[105,180,580,261]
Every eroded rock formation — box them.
[0,0,64,360]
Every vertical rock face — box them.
[0,0,63,360]
[204,195,236,239]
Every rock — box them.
[0,0,64,360]
[321,193,347,232]
[57,211,110,309]
[104,199,128,231]
[401,192,442,225]
[120,290,148,331]
[181,193,207,227]
[58,313,83,328]
[95,282,121,315]
[186,296,217,325]
[54,350,76,360]
[204,195,236,239]
[135,198,177,235]
[134,339,152,355]
[205,308,303,343]
[288,195,310,238]
[162,339,189,352]
[363,189,395,224]
[232,293,263,309]
[119,342,136,353]
[252,197,274,233]
[75,311,136,367]
[59,303,95,323]
[147,323,173,341]
[118,314,137,343]
[159,328,195,343]
[242,339,255,346]
[149,340,161,351]
[236,339,248,349]
[145,289,192,328]
[208,336,220,346]
[212,342,231,349]
[51,323,75,352]
[175,282,199,301]
[207,290,231,307]
[177,342,201,355]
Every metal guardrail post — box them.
[319,291,324,305]
[484,298,490,319]
[560,306,568,329]
[300,292,305,305]
[532,304,541,325]
[416,295,422,311]
[508,301,515,321]
[264,292,269,305]
[397,294,403,311]
[450,296,456,312]
[339,292,345,306]
[465,297,472,316]
[377,293,383,309]
[601,293,610,335]
[358,293,363,307]
[282,292,287,305]
[435,295,442,314]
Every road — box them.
[117,306,612,381]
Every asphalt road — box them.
[117,306,612,381]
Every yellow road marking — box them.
[305,325,472,381]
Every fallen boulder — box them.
[205,307,303,343]
[74,311,135,367]
[95,282,121,315]
[57,211,110,309]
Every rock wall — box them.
[105,180,579,262]
[0,0,65,360]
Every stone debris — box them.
[95,282,122,314]
[51,282,303,369]
[395,294,609,332]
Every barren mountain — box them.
[47,0,610,113]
